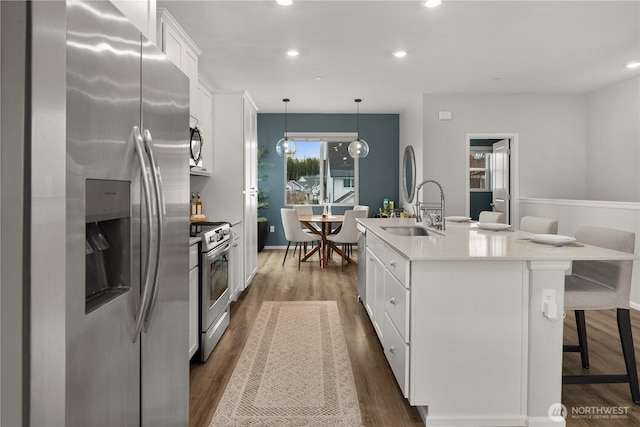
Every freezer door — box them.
[66,1,141,425]
[140,38,190,426]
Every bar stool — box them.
[520,216,558,234]
[562,225,639,403]
[478,211,505,223]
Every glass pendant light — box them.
[275,98,296,157]
[348,99,370,158]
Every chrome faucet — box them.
[414,179,446,230]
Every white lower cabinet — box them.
[188,240,200,359]
[382,313,409,398]
[365,247,384,340]
[366,234,410,400]
[229,224,243,301]
[364,232,527,426]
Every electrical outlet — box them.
[270,225,275,233]
[541,289,556,312]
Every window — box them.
[469,149,491,191]
[284,133,359,206]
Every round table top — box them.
[298,214,344,223]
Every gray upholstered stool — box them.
[563,225,639,403]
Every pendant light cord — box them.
[355,98,362,139]
[283,98,290,138]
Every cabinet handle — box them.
[389,297,397,305]
[390,260,397,267]
[389,346,396,354]
[369,257,374,262]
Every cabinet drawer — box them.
[384,270,410,342]
[189,243,199,270]
[367,232,386,260]
[383,313,409,398]
[384,247,409,288]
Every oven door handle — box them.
[132,126,155,343]
[207,241,231,262]
[142,129,165,330]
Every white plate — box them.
[477,222,512,231]
[530,234,576,246]
[445,216,471,222]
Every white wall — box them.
[520,198,640,308]
[421,94,587,216]
[399,95,424,212]
[586,76,640,202]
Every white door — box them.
[492,139,511,224]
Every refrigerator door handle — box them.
[142,129,165,330]
[132,126,155,342]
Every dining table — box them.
[298,214,354,268]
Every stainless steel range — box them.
[191,222,231,362]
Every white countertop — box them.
[358,218,637,262]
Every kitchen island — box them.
[357,217,636,427]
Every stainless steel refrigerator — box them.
[1,1,189,425]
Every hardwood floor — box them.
[189,249,640,427]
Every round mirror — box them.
[190,127,202,165]
[402,145,416,203]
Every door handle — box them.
[142,129,165,330]
[132,126,154,343]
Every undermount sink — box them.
[381,226,438,237]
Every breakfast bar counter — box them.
[357,217,636,427]
[359,217,635,262]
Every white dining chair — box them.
[354,205,369,217]
[520,216,558,234]
[478,210,506,223]
[562,225,639,403]
[281,208,320,269]
[294,205,321,233]
[326,209,368,270]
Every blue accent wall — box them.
[258,113,399,247]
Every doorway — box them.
[465,134,519,225]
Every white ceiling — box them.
[158,0,640,114]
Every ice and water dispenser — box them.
[85,179,131,313]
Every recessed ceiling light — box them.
[286,50,299,57]
[276,0,293,6]
[315,76,323,80]
[393,50,407,58]
[626,61,640,69]
[422,0,442,8]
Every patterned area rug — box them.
[210,301,363,426]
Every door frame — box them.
[465,133,519,225]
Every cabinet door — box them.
[244,99,257,192]
[229,227,244,300]
[193,80,212,175]
[243,99,258,286]
[244,193,257,286]
[161,22,182,68]
[373,257,385,341]
[365,248,384,340]
[182,46,198,121]
[188,266,199,358]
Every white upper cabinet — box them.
[112,0,156,43]
[191,77,213,176]
[156,8,202,125]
